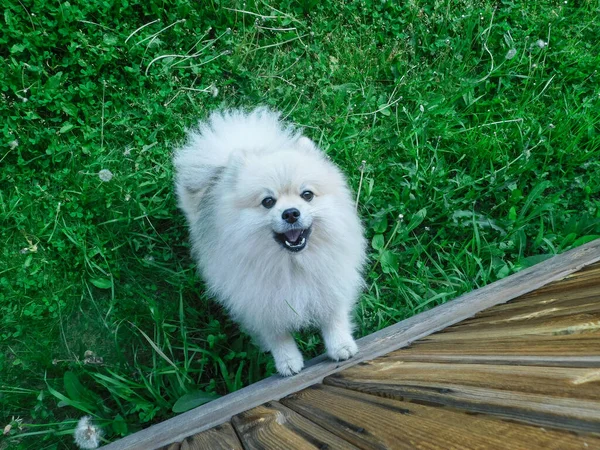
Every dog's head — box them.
[226,137,351,254]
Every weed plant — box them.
[1,0,599,447]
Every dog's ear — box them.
[227,149,250,169]
[176,164,222,194]
[174,148,225,223]
[296,136,321,154]
[219,150,250,187]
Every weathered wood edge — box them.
[101,238,600,450]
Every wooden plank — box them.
[325,361,600,401]
[178,422,242,450]
[455,282,600,325]
[375,354,600,367]
[420,312,600,342]
[527,262,600,293]
[282,384,600,450]
[463,263,600,324]
[394,334,600,365]
[455,298,600,329]
[231,401,358,450]
[100,239,600,450]
[324,361,600,432]
[411,264,600,341]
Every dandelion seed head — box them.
[210,85,219,98]
[83,350,104,365]
[9,139,19,149]
[74,416,102,449]
[536,39,547,48]
[98,169,113,182]
[505,48,517,60]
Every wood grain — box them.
[178,422,242,450]
[393,334,600,365]
[453,282,600,326]
[421,313,600,342]
[100,239,600,450]
[525,263,600,294]
[373,354,600,367]
[436,276,600,333]
[324,361,600,433]
[325,361,600,400]
[231,401,357,450]
[282,384,600,450]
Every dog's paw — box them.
[275,355,304,377]
[327,339,358,362]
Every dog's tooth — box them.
[285,241,292,246]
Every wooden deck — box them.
[103,240,600,450]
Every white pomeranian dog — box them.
[173,108,366,376]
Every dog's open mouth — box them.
[274,227,312,252]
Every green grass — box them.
[1,0,599,447]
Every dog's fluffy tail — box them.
[173,107,300,224]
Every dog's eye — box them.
[261,197,276,209]
[301,190,314,202]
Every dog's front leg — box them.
[321,310,358,362]
[260,331,304,376]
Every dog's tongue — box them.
[284,229,303,243]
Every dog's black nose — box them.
[282,208,301,224]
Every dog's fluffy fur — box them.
[173,108,366,376]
